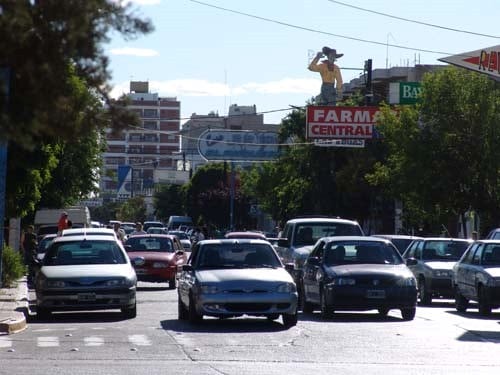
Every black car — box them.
[453,240,500,316]
[301,236,418,320]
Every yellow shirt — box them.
[308,60,343,93]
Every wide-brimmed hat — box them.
[322,46,343,59]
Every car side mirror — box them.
[277,238,289,247]
[406,258,418,266]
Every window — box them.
[143,109,158,118]
[143,121,157,130]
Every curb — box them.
[0,278,29,335]
[0,313,27,334]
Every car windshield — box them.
[482,244,500,265]
[37,236,55,253]
[43,240,127,266]
[422,241,469,261]
[390,239,413,254]
[293,222,362,246]
[323,241,404,266]
[168,231,189,239]
[125,237,174,252]
[196,243,281,269]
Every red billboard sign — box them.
[306,106,380,139]
[439,45,500,80]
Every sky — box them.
[107,0,500,125]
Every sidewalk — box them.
[0,276,29,334]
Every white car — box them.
[61,227,118,239]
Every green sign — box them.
[399,82,422,104]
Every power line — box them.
[188,0,452,55]
[326,0,500,39]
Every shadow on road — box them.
[160,317,290,333]
[298,310,405,323]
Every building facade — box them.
[101,81,181,202]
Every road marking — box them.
[128,334,151,346]
[0,337,12,348]
[38,336,59,347]
[84,336,104,346]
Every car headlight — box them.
[276,283,296,293]
[153,262,168,268]
[47,280,67,288]
[396,277,417,287]
[200,285,218,294]
[330,277,356,286]
[433,270,451,278]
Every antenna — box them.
[386,33,395,69]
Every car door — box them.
[454,243,477,298]
[303,239,326,304]
[467,244,484,299]
[404,239,422,278]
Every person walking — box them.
[113,222,126,242]
[21,225,37,284]
[129,222,146,237]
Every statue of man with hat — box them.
[308,46,343,106]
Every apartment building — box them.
[101,81,180,201]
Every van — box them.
[34,206,91,237]
[167,215,193,230]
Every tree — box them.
[117,196,146,223]
[367,67,500,235]
[154,184,186,222]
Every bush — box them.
[1,246,26,287]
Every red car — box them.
[124,234,188,289]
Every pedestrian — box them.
[471,231,478,241]
[308,46,344,106]
[129,222,146,236]
[113,222,126,242]
[57,211,69,235]
[21,225,37,284]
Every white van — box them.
[167,215,193,230]
[34,206,91,237]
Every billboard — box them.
[439,45,500,80]
[389,82,422,105]
[306,106,380,140]
[198,130,279,161]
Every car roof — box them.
[372,234,423,240]
[62,228,115,234]
[125,234,177,239]
[52,234,120,243]
[225,231,267,239]
[319,235,390,243]
[417,237,472,242]
[198,239,272,245]
[286,217,360,225]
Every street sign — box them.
[438,45,500,80]
[389,82,422,105]
[313,139,365,148]
[306,106,380,140]
[198,130,279,161]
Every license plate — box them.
[366,290,386,299]
[135,269,147,275]
[78,293,96,302]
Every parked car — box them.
[177,239,298,327]
[402,237,472,305]
[453,240,500,316]
[372,234,423,255]
[168,230,193,250]
[224,231,267,240]
[301,236,418,320]
[124,234,187,288]
[34,235,138,319]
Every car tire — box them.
[282,312,298,328]
[121,303,137,319]
[178,296,188,320]
[320,290,334,319]
[455,288,469,313]
[188,295,203,323]
[168,275,176,290]
[418,277,432,306]
[401,307,416,321]
[478,286,492,316]
[37,306,51,319]
[378,308,389,317]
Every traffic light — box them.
[364,59,373,105]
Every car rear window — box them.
[125,237,174,252]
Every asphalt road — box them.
[1,282,500,375]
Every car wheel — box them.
[401,307,416,321]
[178,296,188,320]
[478,285,492,316]
[121,303,137,319]
[378,308,389,317]
[282,312,298,328]
[168,275,176,290]
[418,277,432,306]
[320,290,334,319]
[37,306,51,319]
[455,288,469,313]
[188,295,203,323]
[266,314,280,321]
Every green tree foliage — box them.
[367,67,500,234]
[1,246,25,287]
[185,163,252,229]
[117,196,146,223]
[154,184,186,222]
[89,201,121,225]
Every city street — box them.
[1,282,500,375]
